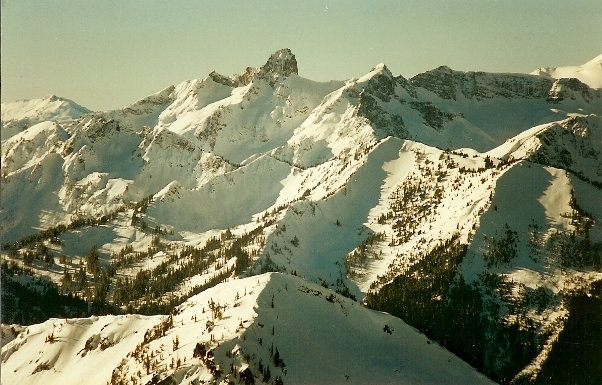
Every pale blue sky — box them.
[2,0,601,111]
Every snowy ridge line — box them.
[531,54,602,89]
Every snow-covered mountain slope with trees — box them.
[1,273,494,385]
[2,49,601,384]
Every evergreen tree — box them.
[44,254,54,270]
[86,245,100,273]
[77,266,87,291]
[61,266,72,294]
[23,251,35,266]
[273,347,283,367]
[93,268,109,304]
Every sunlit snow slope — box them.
[531,54,602,89]
[1,273,495,385]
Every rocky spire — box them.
[256,48,299,85]
[218,49,299,87]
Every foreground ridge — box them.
[1,273,495,385]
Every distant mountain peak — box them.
[366,63,394,80]
[355,62,396,89]
[212,49,299,88]
[531,54,602,89]
[208,70,235,86]
[586,53,602,65]
[371,62,390,73]
[45,94,61,102]
[1,95,91,141]
[263,48,298,73]
[434,65,454,72]
[256,48,298,84]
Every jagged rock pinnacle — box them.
[214,49,299,87]
[257,48,299,85]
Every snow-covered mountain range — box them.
[2,49,601,384]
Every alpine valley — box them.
[1,49,601,385]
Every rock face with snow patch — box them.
[411,66,557,100]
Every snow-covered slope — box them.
[488,114,602,183]
[531,54,602,89]
[1,273,494,385]
[1,95,90,141]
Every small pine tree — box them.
[44,254,54,269]
[86,245,100,273]
[273,347,283,367]
[61,266,72,294]
[290,236,299,247]
[484,155,494,169]
[77,266,87,291]
[23,251,35,266]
